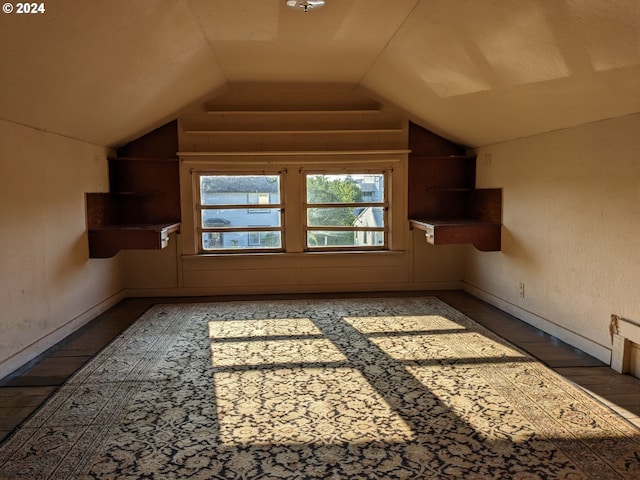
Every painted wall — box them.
[466,114,640,363]
[0,120,124,379]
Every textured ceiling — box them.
[0,0,638,148]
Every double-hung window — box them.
[197,174,284,252]
[304,172,387,250]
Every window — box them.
[197,174,284,252]
[304,172,387,250]
[190,166,393,255]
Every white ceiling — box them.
[1,0,638,147]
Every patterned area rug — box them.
[0,297,639,479]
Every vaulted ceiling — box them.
[1,0,638,148]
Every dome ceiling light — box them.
[286,0,325,13]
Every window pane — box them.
[308,206,385,227]
[354,230,386,247]
[203,231,282,250]
[306,231,357,247]
[202,209,282,228]
[352,207,385,228]
[198,173,284,253]
[203,232,223,249]
[306,174,384,204]
[201,175,281,206]
[307,230,384,248]
[307,207,358,227]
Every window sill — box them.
[182,250,403,260]
[181,250,406,269]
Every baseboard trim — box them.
[123,281,465,298]
[0,290,127,381]
[463,282,612,364]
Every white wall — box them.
[466,114,640,362]
[0,120,124,379]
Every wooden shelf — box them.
[426,188,472,192]
[409,219,501,252]
[106,191,166,197]
[206,108,381,116]
[410,155,476,160]
[407,123,502,252]
[108,157,177,162]
[88,223,180,258]
[178,149,411,157]
[183,128,403,135]
[86,121,181,258]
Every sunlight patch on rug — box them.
[208,318,323,339]
[345,314,529,363]
[208,317,414,447]
[214,367,415,446]
[210,338,347,367]
[345,314,467,334]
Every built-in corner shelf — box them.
[407,123,503,252]
[85,122,181,258]
[409,219,501,252]
[86,173,181,258]
[87,222,180,259]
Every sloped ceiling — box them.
[0,0,638,148]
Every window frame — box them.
[195,172,285,254]
[302,170,389,252]
[184,160,402,257]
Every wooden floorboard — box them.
[1,290,639,444]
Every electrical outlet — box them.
[518,282,525,298]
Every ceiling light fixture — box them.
[286,0,325,13]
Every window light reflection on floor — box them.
[208,317,415,446]
[207,313,535,448]
[213,367,415,446]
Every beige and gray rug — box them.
[0,297,639,479]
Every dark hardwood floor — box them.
[1,291,639,442]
